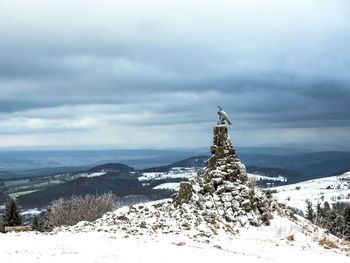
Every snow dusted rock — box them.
[173,182,192,205]
[171,124,275,227]
[220,193,233,202]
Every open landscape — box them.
[1,0,349,262]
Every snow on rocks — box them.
[171,125,277,228]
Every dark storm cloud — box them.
[0,0,349,148]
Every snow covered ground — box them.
[249,173,287,183]
[1,214,349,263]
[75,171,106,178]
[153,182,180,190]
[138,167,196,181]
[272,171,350,213]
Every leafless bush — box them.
[286,234,295,241]
[43,192,119,229]
[247,177,257,190]
[318,237,339,248]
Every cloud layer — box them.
[0,0,349,149]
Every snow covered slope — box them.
[272,171,350,213]
[1,202,349,262]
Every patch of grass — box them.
[286,234,295,241]
[319,237,339,249]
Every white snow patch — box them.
[0,213,349,263]
[20,208,43,216]
[138,167,196,181]
[153,182,180,190]
[78,172,106,178]
[248,173,287,182]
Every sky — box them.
[0,0,349,150]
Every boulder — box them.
[173,182,192,205]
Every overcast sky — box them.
[0,0,349,150]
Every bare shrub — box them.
[43,192,119,230]
[247,177,257,190]
[286,234,295,241]
[318,237,339,248]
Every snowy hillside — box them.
[272,171,350,213]
[1,201,349,262]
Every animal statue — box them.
[217,106,232,125]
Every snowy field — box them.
[249,173,287,183]
[138,167,196,181]
[1,214,349,263]
[75,172,106,178]
[273,171,350,213]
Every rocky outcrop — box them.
[172,124,276,227]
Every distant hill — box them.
[142,156,209,172]
[10,150,350,208]
[89,163,134,173]
[17,166,171,208]
[294,158,350,178]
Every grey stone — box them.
[173,182,192,205]
[212,193,221,203]
[224,208,236,222]
[216,184,225,194]
[231,200,240,211]
[224,181,235,191]
[205,200,214,209]
[212,177,223,185]
[223,202,232,209]
[220,193,233,202]
[203,181,215,193]
[239,215,248,226]
[241,199,251,211]
[233,195,244,203]
[192,183,201,193]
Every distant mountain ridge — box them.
[142,156,209,172]
[5,150,350,209]
[89,163,134,173]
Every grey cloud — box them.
[0,0,349,149]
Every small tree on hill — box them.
[32,215,40,231]
[2,198,22,227]
[305,199,315,223]
[343,205,350,223]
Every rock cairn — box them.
[58,125,277,238]
[173,124,276,226]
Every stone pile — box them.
[57,125,278,238]
[173,125,276,227]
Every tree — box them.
[315,203,324,224]
[305,199,315,223]
[2,198,22,227]
[32,215,40,231]
[342,205,350,223]
[323,201,331,213]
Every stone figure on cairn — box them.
[217,106,232,125]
